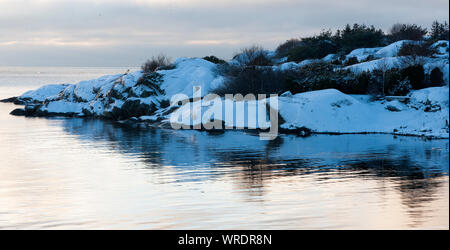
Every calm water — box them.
[0,67,448,229]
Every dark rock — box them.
[280,126,312,137]
[0,97,18,103]
[386,105,402,112]
[108,99,157,120]
[10,108,26,116]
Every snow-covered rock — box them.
[20,84,70,103]
[5,40,449,139]
[346,47,381,61]
[278,87,448,138]
[374,40,415,58]
[12,58,225,118]
[160,58,224,98]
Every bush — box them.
[203,55,226,64]
[344,56,359,66]
[141,55,172,73]
[275,39,302,57]
[389,79,412,96]
[280,24,386,62]
[383,68,412,96]
[401,64,425,90]
[233,45,269,66]
[287,41,337,62]
[285,31,337,62]
[247,53,272,66]
[389,23,428,41]
[430,21,449,41]
[429,67,444,85]
[365,70,384,97]
[360,54,376,63]
[213,66,288,96]
[285,63,365,94]
[398,42,434,57]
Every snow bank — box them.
[278,87,449,138]
[20,84,69,102]
[374,40,414,58]
[346,47,381,61]
[344,57,401,73]
[160,58,224,98]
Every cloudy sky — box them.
[0,0,448,66]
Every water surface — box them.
[0,67,448,229]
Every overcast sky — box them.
[0,0,448,66]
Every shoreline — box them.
[2,100,447,140]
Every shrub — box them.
[213,66,288,96]
[430,21,449,41]
[141,55,172,73]
[331,59,342,65]
[389,79,412,96]
[233,45,268,66]
[248,53,272,66]
[285,63,365,94]
[287,40,337,62]
[401,64,425,90]
[286,31,337,62]
[383,68,412,96]
[366,70,384,97]
[389,23,428,41]
[355,71,377,95]
[429,67,444,85]
[398,42,434,57]
[203,55,227,64]
[275,39,302,57]
[344,56,359,66]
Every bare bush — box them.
[232,45,270,66]
[141,54,172,73]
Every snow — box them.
[43,100,87,114]
[431,40,449,54]
[9,40,450,138]
[278,87,449,138]
[322,54,338,62]
[159,58,224,98]
[274,62,300,71]
[409,86,449,107]
[346,47,381,61]
[344,57,401,73]
[374,40,415,58]
[20,84,69,102]
[273,59,320,71]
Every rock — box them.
[280,126,312,137]
[280,91,293,97]
[0,97,18,103]
[386,105,402,112]
[10,108,26,116]
[108,99,157,120]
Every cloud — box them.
[0,0,448,66]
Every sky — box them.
[0,0,448,67]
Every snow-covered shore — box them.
[2,40,449,139]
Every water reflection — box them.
[60,118,449,207]
[0,107,448,229]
